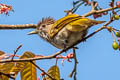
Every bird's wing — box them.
[48,13,105,38]
[66,18,93,32]
[66,18,105,32]
[48,14,82,38]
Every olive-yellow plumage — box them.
[28,14,105,49]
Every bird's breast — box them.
[51,27,87,49]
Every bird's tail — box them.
[92,20,106,25]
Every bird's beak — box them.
[27,30,38,35]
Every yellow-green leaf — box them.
[10,62,26,78]
[0,62,15,80]
[0,62,14,74]
[0,75,9,80]
[20,52,37,80]
[45,65,60,80]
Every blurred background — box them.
[0,0,120,80]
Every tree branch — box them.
[0,6,117,30]
[30,61,55,80]
[83,6,118,17]
[0,24,37,30]
[11,44,22,60]
[0,19,114,63]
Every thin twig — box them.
[83,6,118,17]
[111,31,116,42]
[91,0,95,11]
[73,48,78,80]
[11,44,22,60]
[112,29,120,42]
[0,24,37,30]
[30,61,55,80]
[72,1,85,13]
[69,48,78,80]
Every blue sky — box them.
[0,0,120,80]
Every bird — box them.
[28,14,105,49]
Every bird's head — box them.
[28,17,55,36]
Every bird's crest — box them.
[37,17,55,28]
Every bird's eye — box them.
[42,25,46,28]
